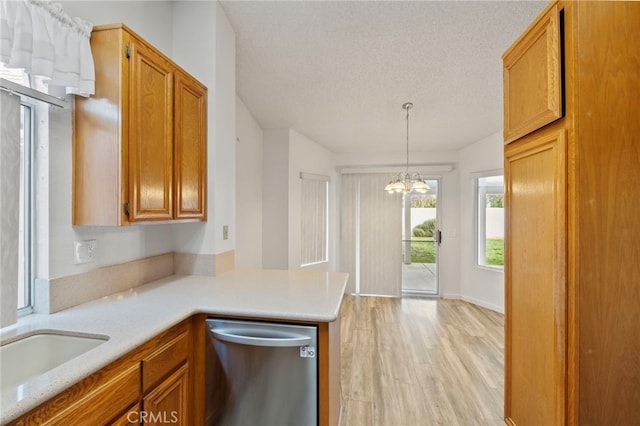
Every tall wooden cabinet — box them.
[73,24,207,226]
[503,2,640,425]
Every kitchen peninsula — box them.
[0,269,347,425]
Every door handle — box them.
[209,328,312,347]
[435,230,443,246]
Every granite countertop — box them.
[0,269,348,424]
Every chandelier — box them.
[384,102,431,194]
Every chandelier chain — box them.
[403,101,412,174]
[384,101,430,194]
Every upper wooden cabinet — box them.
[502,4,562,144]
[73,23,207,226]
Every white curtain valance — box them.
[0,0,94,96]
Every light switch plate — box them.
[74,239,96,264]
[223,225,229,240]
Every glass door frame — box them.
[401,177,441,296]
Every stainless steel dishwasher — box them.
[205,318,318,426]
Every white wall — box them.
[458,131,504,313]
[212,3,237,255]
[170,2,236,257]
[262,129,290,269]
[37,1,236,280]
[236,96,263,269]
[258,128,336,271]
[61,1,174,53]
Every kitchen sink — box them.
[0,331,108,390]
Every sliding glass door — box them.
[401,179,439,295]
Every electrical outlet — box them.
[223,225,229,240]
[74,239,96,264]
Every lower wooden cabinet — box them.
[8,321,192,426]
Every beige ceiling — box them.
[220,0,546,154]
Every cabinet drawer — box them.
[503,3,562,144]
[21,363,141,426]
[142,330,189,393]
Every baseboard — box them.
[460,295,504,314]
[440,293,504,314]
[441,292,461,300]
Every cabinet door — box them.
[503,4,562,144]
[174,72,207,220]
[128,39,174,221]
[143,364,189,426]
[504,128,567,426]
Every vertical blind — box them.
[0,90,20,327]
[341,173,402,296]
[300,173,329,266]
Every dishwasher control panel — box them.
[300,345,315,358]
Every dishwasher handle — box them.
[209,328,312,347]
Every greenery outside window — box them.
[476,174,504,269]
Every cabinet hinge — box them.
[125,44,130,59]
[124,202,130,216]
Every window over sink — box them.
[0,64,37,314]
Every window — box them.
[300,173,329,266]
[18,102,34,312]
[2,63,35,313]
[476,174,504,269]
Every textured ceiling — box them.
[220,1,546,154]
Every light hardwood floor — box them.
[340,295,504,426]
